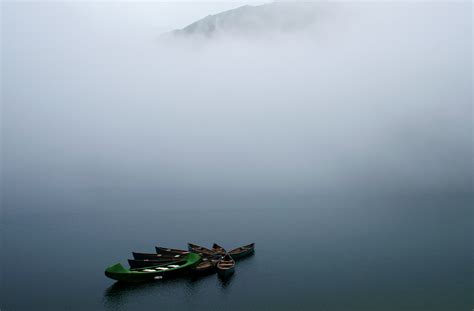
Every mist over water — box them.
[3,3,472,211]
[1,1,473,310]
[3,1,472,209]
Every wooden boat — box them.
[155,246,189,256]
[229,243,255,260]
[105,253,201,283]
[188,243,216,256]
[128,258,180,268]
[212,243,226,255]
[192,257,220,275]
[132,252,185,260]
[129,257,218,275]
[216,254,235,278]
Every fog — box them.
[2,1,472,210]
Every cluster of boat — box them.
[104,242,255,282]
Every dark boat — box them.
[192,257,220,275]
[155,246,190,256]
[188,243,216,256]
[216,254,235,278]
[104,253,201,283]
[133,252,185,260]
[131,256,218,275]
[212,243,226,255]
[128,258,181,268]
[229,243,255,260]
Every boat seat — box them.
[156,267,169,270]
[174,255,180,257]
[168,265,179,268]
[142,269,156,272]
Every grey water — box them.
[1,1,473,310]
[1,196,473,310]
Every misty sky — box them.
[1,1,472,208]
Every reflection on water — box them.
[102,263,242,310]
[2,198,473,310]
[104,252,249,308]
[103,277,194,310]
[217,274,234,289]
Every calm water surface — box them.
[2,196,472,310]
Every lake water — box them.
[2,195,472,310]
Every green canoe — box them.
[105,253,201,282]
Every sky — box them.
[1,1,472,208]
[3,1,272,35]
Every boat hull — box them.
[128,259,180,268]
[133,252,185,260]
[229,243,255,260]
[188,243,216,256]
[216,254,235,278]
[192,262,216,275]
[230,248,255,260]
[155,247,189,256]
[217,266,235,278]
[212,243,226,255]
[105,253,201,283]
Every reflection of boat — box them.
[103,275,195,309]
[155,247,190,256]
[229,243,255,260]
[132,252,185,260]
[217,254,235,278]
[188,243,216,256]
[128,258,180,269]
[212,243,226,255]
[105,253,201,282]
